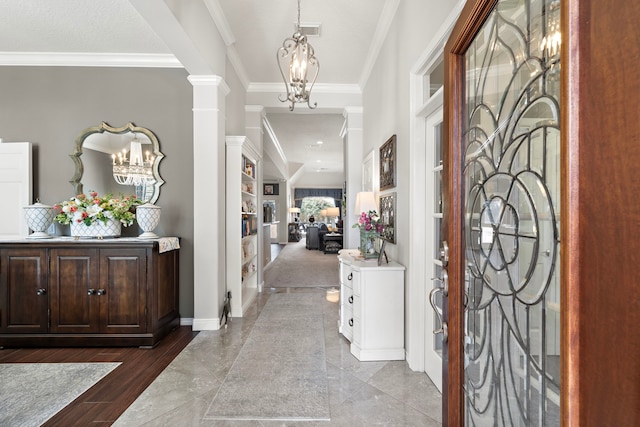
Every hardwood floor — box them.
[0,326,197,426]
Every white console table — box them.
[338,250,406,361]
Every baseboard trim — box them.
[180,317,194,326]
[192,318,220,331]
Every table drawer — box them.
[341,263,353,288]
[342,305,353,341]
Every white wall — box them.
[225,61,247,135]
[362,0,458,364]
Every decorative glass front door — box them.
[461,0,561,424]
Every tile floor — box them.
[115,287,442,426]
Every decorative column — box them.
[342,107,364,249]
[189,75,230,331]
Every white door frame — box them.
[406,0,464,385]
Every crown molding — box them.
[203,0,235,46]
[226,46,250,89]
[358,0,401,89]
[0,52,182,68]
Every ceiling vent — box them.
[296,23,321,37]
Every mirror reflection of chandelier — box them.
[111,135,156,186]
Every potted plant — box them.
[54,191,140,238]
[353,210,384,258]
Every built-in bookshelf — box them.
[226,137,261,318]
[241,154,258,289]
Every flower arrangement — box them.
[353,210,384,233]
[54,191,141,227]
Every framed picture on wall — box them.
[379,192,396,243]
[264,183,279,196]
[380,135,396,190]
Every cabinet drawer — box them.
[341,305,353,341]
[341,304,353,324]
[341,263,353,288]
[341,285,353,306]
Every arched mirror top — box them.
[70,122,165,204]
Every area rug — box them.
[0,362,120,427]
[204,293,330,421]
[264,239,339,288]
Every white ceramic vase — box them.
[70,218,121,239]
[23,202,55,239]
[136,203,161,239]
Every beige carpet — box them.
[264,239,340,288]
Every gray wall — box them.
[0,66,196,317]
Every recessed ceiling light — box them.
[316,140,324,145]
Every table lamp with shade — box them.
[326,207,340,231]
[288,207,300,222]
[354,191,378,216]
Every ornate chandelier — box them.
[111,135,156,187]
[276,0,319,111]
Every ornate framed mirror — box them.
[70,122,165,203]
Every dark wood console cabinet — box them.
[0,239,179,347]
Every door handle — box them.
[429,270,449,343]
[87,288,96,295]
[36,288,47,296]
[96,289,106,296]
[429,287,448,343]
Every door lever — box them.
[429,270,449,343]
[429,287,448,343]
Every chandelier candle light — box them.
[112,135,156,186]
[277,0,319,110]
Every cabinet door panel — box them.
[99,249,146,333]
[156,251,179,321]
[49,249,99,333]
[0,248,48,333]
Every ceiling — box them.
[0,0,394,185]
